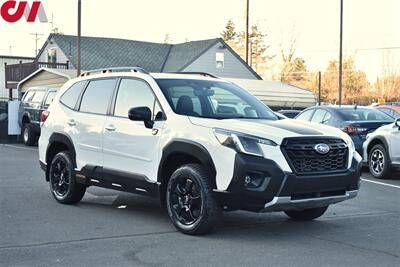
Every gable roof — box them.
[37,34,260,79]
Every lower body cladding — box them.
[213,154,362,212]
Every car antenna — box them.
[354,104,358,110]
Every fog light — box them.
[244,172,265,188]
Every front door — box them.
[103,78,165,184]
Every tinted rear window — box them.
[79,79,116,115]
[337,108,394,121]
[60,81,86,109]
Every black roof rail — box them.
[80,67,149,77]
[168,72,219,79]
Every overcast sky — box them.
[1,0,399,81]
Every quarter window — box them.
[296,109,314,121]
[80,79,116,115]
[43,91,57,108]
[114,79,161,120]
[60,81,86,109]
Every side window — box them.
[43,91,57,108]
[114,79,162,120]
[31,91,46,104]
[311,109,327,123]
[322,111,332,124]
[296,109,314,121]
[60,81,86,109]
[80,79,116,115]
[23,91,35,103]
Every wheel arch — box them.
[367,136,391,162]
[157,139,217,188]
[45,133,77,181]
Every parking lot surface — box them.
[1,144,399,267]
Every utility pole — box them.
[245,0,250,64]
[77,0,81,76]
[30,32,44,56]
[318,71,322,105]
[338,0,343,106]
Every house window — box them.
[47,48,57,63]
[216,52,224,69]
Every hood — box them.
[189,117,349,145]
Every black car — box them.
[295,105,394,155]
[19,88,58,146]
[277,109,301,119]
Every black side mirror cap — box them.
[396,118,400,128]
[128,107,153,128]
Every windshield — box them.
[337,108,394,122]
[155,79,277,120]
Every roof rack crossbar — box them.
[167,72,218,79]
[80,67,149,77]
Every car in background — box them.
[375,105,400,119]
[277,109,301,119]
[295,105,394,155]
[19,88,58,146]
[363,118,400,179]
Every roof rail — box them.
[168,72,219,79]
[80,67,149,77]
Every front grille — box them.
[282,138,348,175]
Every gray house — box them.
[36,34,261,80]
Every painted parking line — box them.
[0,144,37,152]
[361,178,400,189]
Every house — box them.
[0,55,35,99]
[36,34,262,79]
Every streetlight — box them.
[338,0,343,105]
[245,0,249,64]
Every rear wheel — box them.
[285,206,328,221]
[166,164,221,235]
[22,123,35,146]
[369,144,391,179]
[49,151,86,204]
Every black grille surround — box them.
[281,137,349,176]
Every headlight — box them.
[213,128,277,157]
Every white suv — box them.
[363,119,400,179]
[39,67,362,235]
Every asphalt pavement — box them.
[1,144,399,267]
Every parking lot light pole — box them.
[338,0,343,106]
[245,0,249,64]
[77,0,81,77]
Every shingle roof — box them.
[43,34,221,73]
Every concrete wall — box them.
[183,41,259,80]
[0,56,34,99]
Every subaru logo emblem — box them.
[314,143,330,154]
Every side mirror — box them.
[128,107,153,128]
[396,118,400,128]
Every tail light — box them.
[341,125,368,135]
[40,110,50,123]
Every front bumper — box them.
[214,153,362,212]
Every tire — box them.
[166,164,221,235]
[368,144,391,179]
[284,206,328,221]
[22,124,35,146]
[49,151,86,204]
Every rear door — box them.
[389,124,400,163]
[74,78,117,168]
[103,78,165,184]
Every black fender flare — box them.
[47,133,77,167]
[157,139,217,188]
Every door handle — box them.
[105,125,116,131]
[67,119,76,127]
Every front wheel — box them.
[166,164,221,235]
[284,206,328,221]
[49,151,86,204]
[369,144,391,179]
